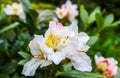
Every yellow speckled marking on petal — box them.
[45,32,61,48]
[34,49,44,59]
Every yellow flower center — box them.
[45,32,61,49]
[58,11,63,17]
[97,62,108,71]
[13,7,19,13]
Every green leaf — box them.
[87,36,98,46]
[114,68,120,78]
[28,9,39,19]
[37,3,56,9]
[0,38,9,55]
[10,40,24,55]
[101,20,120,30]
[0,22,19,34]
[2,60,17,74]
[56,70,105,78]
[80,5,88,23]
[0,39,4,44]
[0,13,6,22]
[95,13,104,31]
[39,10,56,22]
[111,20,120,26]
[18,51,31,60]
[88,7,101,24]
[21,0,32,12]
[63,63,72,71]
[104,14,114,26]
[25,10,37,35]
[0,74,9,78]
[18,60,28,65]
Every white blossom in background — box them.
[55,6,68,19]
[55,0,78,24]
[95,55,118,78]
[22,21,92,76]
[4,2,25,19]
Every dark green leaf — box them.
[28,9,39,19]
[88,7,101,24]
[56,70,105,78]
[0,74,9,78]
[0,22,19,34]
[2,60,17,74]
[95,13,104,31]
[18,51,31,60]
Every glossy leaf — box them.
[95,13,104,31]
[18,59,28,65]
[39,10,56,22]
[80,5,88,23]
[88,7,101,24]
[18,51,31,60]
[104,14,114,26]
[56,70,105,78]
[0,22,19,34]
[21,0,32,12]
[63,63,72,71]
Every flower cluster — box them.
[55,0,78,24]
[95,55,118,78]
[4,2,25,19]
[22,21,92,76]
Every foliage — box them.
[0,0,120,78]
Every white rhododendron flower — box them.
[55,0,78,23]
[22,35,52,76]
[4,2,25,18]
[95,55,118,78]
[22,21,92,76]
[63,24,92,71]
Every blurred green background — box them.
[0,0,120,78]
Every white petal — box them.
[94,55,105,65]
[108,58,118,66]
[45,21,56,37]
[69,23,78,33]
[78,44,90,52]
[22,58,41,76]
[40,60,52,67]
[48,52,65,65]
[78,32,90,44]
[70,18,78,24]
[69,53,92,71]
[29,35,44,56]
